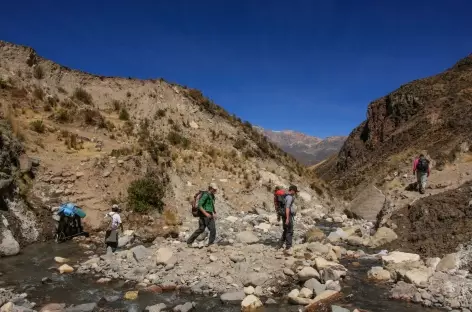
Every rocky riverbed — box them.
[1,208,459,312]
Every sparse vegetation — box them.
[55,108,74,123]
[30,120,45,133]
[123,121,134,135]
[33,66,44,79]
[82,109,106,128]
[119,108,130,120]
[234,138,247,149]
[126,91,132,98]
[111,100,121,111]
[167,131,190,148]
[73,87,93,104]
[58,86,67,94]
[127,177,165,213]
[154,108,166,119]
[33,87,45,100]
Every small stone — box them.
[54,257,69,264]
[124,291,138,300]
[283,268,295,276]
[209,255,217,262]
[220,291,245,304]
[241,295,263,312]
[299,287,313,299]
[244,286,255,295]
[298,266,320,281]
[58,264,74,274]
[145,303,167,312]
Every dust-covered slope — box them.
[0,40,333,246]
[316,55,472,197]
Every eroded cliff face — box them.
[316,55,472,196]
[0,121,50,256]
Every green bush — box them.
[33,87,45,100]
[33,66,44,79]
[73,87,93,104]
[119,108,130,120]
[167,131,190,148]
[30,120,45,133]
[128,177,165,213]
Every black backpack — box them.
[416,157,429,172]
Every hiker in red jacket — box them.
[412,154,430,194]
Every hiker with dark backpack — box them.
[187,183,218,247]
[277,185,298,254]
[413,154,430,194]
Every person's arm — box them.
[198,193,211,218]
[285,196,293,224]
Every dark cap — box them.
[288,185,298,192]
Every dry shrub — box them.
[73,87,93,104]
[30,120,45,133]
[33,65,44,79]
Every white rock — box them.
[0,228,20,256]
[403,268,433,286]
[241,295,263,311]
[58,264,74,274]
[155,247,174,265]
[54,257,69,264]
[367,266,391,281]
[425,257,441,270]
[299,287,313,299]
[225,216,238,223]
[254,223,271,231]
[189,121,199,129]
[382,251,420,264]
[315,257,342,270]
[298,267,320,281]
[244,286,255,295]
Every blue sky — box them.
[1,1,471,138]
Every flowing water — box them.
[0,238,444,311]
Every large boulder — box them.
[348,184,386,221]
[436,253,459,271]
[131,245,150,261]
[145,303,167,312]
[155,248,174,265]
[65,303,97,312]
[403,267,434,286]
[237,231,259,244]
[369,227,398,247]
[303,278,326,296]
[382,252,420,264]
[298,267,320,281]
[0,228,20,256]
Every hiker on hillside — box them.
[187,183,218,247]
[104,204,123,253]
[273,186,285,222]
[278,185,298,254]
[413,154,430,194]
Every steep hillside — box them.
[259,128,346,165]
[0,41,333,253]
[316,55,472,198]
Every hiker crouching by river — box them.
[187,183,218,247]
[104,204,123,253]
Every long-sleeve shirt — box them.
[412,158,430,174]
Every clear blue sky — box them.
[1,1,471,138]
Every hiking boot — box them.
[284,248,293,256]
[187,243,193,248]
[276,241,284,249]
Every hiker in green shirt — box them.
[187,183,218,247]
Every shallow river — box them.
[0,239,443,311]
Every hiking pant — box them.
[187,215,216,245]
[417,171,428,192]
[280,216,294,249]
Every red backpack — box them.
[274,189,287,216]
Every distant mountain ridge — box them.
[256,127,346,165]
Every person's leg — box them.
[207,217,216,245]
[279,221,288,248]
[285,217,294,250]
[420,172,427,194]
[187,217,206,245]
[416,171,422,192]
